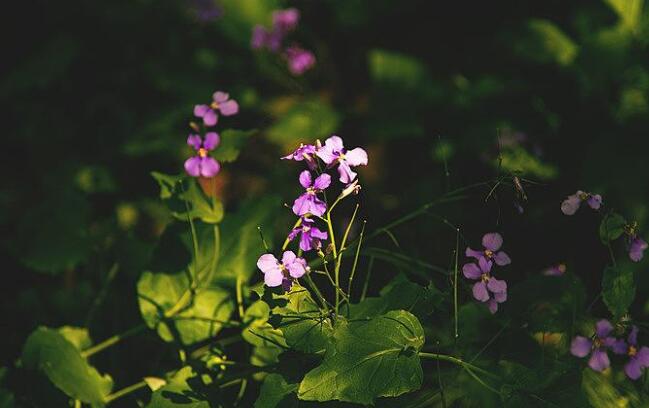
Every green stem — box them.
[282,218,303,251]
[418,352,498,379]
[347,220,366,302]
[304,274,329,311]
[236,274,245,319]
[105,380,148,404]
[453,228,459,340]
[360,256,374,301]
[82,324,147,358]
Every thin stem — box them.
[85,262,119,327]
[325,213,338,259]
[105,380,148,403]
[360,256,374,301]
[81,324,147,358]
[182,181,200,288]
[453,228,459,340]
[347,220,366,301]
[236,274,245,319]
[304,274,329,311]
[418,352,498,379]
[282,218,303,251]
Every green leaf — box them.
[348,275,442,320]
[137,271,234,345]
[151,173,224,224]
[605,0,644,33]
[602,266,635,318]
[212,129,256,163]
[298,310,424,405]
[147,367,209,408]
[266,100,340,148]
[270,285,333,355]
[369,49,430,91]
[217,0,280,46]
[242,300,287,367]
[254,374,298,408]
[21,327,113,406]
[515,19,579,66]
[581,367,643,408]
[214,196,278,287]
[599,212,627,243]
[57,326,92,351]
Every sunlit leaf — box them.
[254,373,297,408]
[151,173,224,224]
[147,367,209,408]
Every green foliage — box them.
[137,271,234,345]
[21,327,113,406]
[151,174,224,224]
[602,265,636,318]
[254,373,298,408]
[516,19,578,66]
[242,300,287,368]
[581,368,647,407]
[298,310,424,405]
[147,367,209,408]
[266,100,340,148]
[212,129,257,163]
[498,146,558,180]
[599,212,627,243]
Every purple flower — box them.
[570,320,627,372]
[281,143,318,170]
[629,236,647,262]
[193,91,239,127]
[561,190,602,215]
[285,46,316,75]
[184,132,220,177]
[292,170,331,217]
[256,251,307,288]
[465,232,511,266]
[272,8,300,33]
[543,263,566,276]
[316,136,368,184]
[623,326,649,380]
[462,257,508,313]
[287,216,328,251]
[251,25,282,52]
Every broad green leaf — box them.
[242,300,287,367]
[599,212,627,243]
[213,196,278,287]
[298,310,424,405]
[254,373,298,408]
[605,0,644,33]
[147,367,209,408]
[212,129,256,163]
[369,49,429,91]
[137,271,234,345]
[58,326,92,350]
[270,285,333,354]
[266,100,340,148]
[348,275,442,320]
[151,173,224,224]
[515,19,578,66]
[602,266,635,318]
[21,327,113,406]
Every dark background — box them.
[2,0,649,406]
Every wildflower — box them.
[251,25,282,52]
[256,251,307,288]
[339,179,361,200]
[292,170,331,217]
[194,91,239,127]
[272,8,300,33]
[570,320,627,372]
[287,216,328,251]
[281,143,318,170]
[316,136,368,184]
[561,190,602,215]
[629,236,647,262]
[184,132,220,177]
[543,263,566,276]
[466,232,511,266]
[285,46,316,75]
[462,257,507,313]
[623,326,649,380]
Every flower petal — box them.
[203,132,220,150]
[462,263,482,279]
[588,349,610,372]
[482,233,503,251]
[625,357,644,380]
[596,319,613,338]
[602,337,627,355]
[264,269,284,287]
[587,194,602,210]
[629,237,648,262]
[292,194,312,216]
[281,251,297,266]
[194,104,210,117]
[257,254,279,274]
[212,91,229,103]
[478,256,493,273]
[570,336,592,358]
[187,134,202,150]
[487,299,499,314]
[200,157,220,177]
[203,109,218,126]
[184,156,201,177]
[313,173,331,190]
[494,291,507,303]
[487,277,507,294]
[287,260,306,278]
[472,281,490,302]
[465,247,483,259]
[493,251,511,266]
[337,161,357,184]
[299,232,313,251]
[219,99,239,116]
[345,148,368,166]
[635,346,649,367]
[561,195,581,215]
[325,135,344,151]
[299,170,312,189]
[628,326,639,346]
[316,145,337,164]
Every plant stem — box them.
[418,352,498,379]
[360,256,374,301]
[282,218,303,251]
[105,380,148,403]
[304,274,329,311]
[236,274,245,319]
[453,228,459,340]
[347,220,366,301]
[81,324,147,358]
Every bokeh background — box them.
[2,0,649,406]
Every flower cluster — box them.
[256,135,368,290]
[463,233,511,313]
[184,91,239,178]
[626,222,648,263]
[571,320,649,380]
[251,8,316,75]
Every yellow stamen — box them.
[629,346,637,357]
[198,147,208,158]
[484,249,494,258]
[210,102,220,110]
